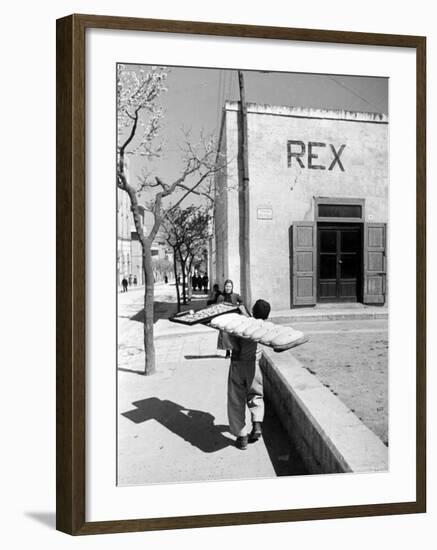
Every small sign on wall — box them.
[257,207,273,220]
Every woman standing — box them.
[217,279,242,358]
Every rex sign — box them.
[287,140,346,171]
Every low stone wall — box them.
[260,348,388,474]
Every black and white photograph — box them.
[116,63,389,486]
[2,0,434,543]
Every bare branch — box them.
[164,172,210,217]
[174,182,214,203]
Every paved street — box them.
[289,318,388,445]
[117,284,308,486]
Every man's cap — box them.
[252,299,271,320]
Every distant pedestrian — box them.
[121,277,128,292]
[202,273,209,292]
[128,274,132,286]
[164,274,168,284]
[217,279,243,358]
[133,275,137,286]
[227,299,271,450]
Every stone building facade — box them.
[118,196,174,287]
[117,156,173,288]
[213,101,388,310]
[117,187,134,286]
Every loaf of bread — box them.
[227,316,254,334]
[210,313,241,329]
[270,328,307,350]
[269,328,300,346]
[249,322,276,342]
[259,326,287,345]
[242,319,264,337]
[224,316,248,333]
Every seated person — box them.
[207,283,222,305]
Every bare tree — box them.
[164,206,210,311]
[117,64,224,375]
[152,257,173,282]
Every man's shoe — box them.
[236,435,248,450]
[248,422,262,443]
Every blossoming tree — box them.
[117,64,224,375]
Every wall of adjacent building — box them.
[221,102,388,310]
[117,188,133,285]
[131,236,143,285]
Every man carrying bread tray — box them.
[227,299,271,450]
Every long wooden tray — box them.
[169,303,241,326]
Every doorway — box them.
[317,224,363,302]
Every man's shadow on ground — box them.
[122,397,233,453]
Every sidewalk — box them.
[117,286,308,485]
[117,330,307,485]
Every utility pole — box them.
[238,70,252,309]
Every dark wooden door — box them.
[318,225,362,302]
[291,222,317,306]
[363,223,386,304]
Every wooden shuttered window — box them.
[363,223,387,304]
[291,222,317,306]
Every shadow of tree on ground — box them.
[129,292,209,323]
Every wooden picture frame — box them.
[56,13,426,535]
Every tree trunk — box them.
[179,251,187,305]
[187,256,193,303]
[142,241,156,375]
[173,246,181,312]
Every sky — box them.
[122,64,388,222]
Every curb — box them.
[271,311,388,324]
[260,348,388,474]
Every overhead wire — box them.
[327,76,386,112]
